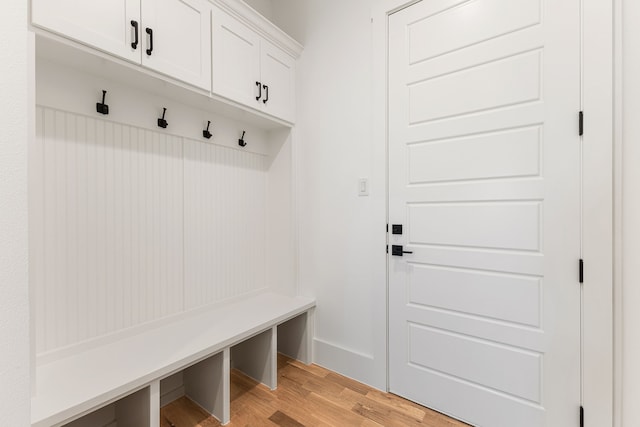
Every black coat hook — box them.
[238,131,247,147]
[203,121,213,139]
[96,90,109,115]
[158,107,168,128]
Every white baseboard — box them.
[312,338,381,390]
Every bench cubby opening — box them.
[231,327,277,390]
[159,349,229,425]
[277,310,313,364]
[62,387,151,427]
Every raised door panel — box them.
[32,0,141,63]
[260,40,296,123]
[141,0,211,91]
[211,6,261,109]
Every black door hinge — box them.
[386,245,388,254]
[579,259,584,284]
[580,406,584,427]
[386,224,389,233]
[579,111,584,136]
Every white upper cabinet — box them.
[141,0,212,91]
[32,0,301,124]
[32,0,211,91]
[31,0,142,64]
[211,8,262,110]
[211,5,297,123]
[259,40,296,123]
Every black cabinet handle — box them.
[263,84,269,104]
[131,20,139,49]
[146,28,153,55]
[255,81,262,101]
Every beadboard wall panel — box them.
[36,106,185,355]
[35,106,268,357]
[183,138,267,309]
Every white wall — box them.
[271,0,387,389]
[0,0,30,425]
[620,1,640,425]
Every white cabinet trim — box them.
[211,0,303,59]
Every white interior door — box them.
[388,1,582,426]
[141,0,211,91]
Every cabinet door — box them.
[260,41,296,123]
[211,7,261,109]
[32,0,141,64]
[141,0,211,91]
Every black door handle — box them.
[146,28,153,55]
[263,84,269,104]
[131,20,139,49]
[391,245,413,257]
[256,81,262,101]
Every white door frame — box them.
[372,0,614,425]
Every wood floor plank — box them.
[324,372,371,395]
[279,363,315,386]
[421,409,469,427]
[342,388,425,423]
[160,354,469,427]
[304,391,370,426]
[231,400,279,426]
[161,397,218,427]
[351,401,428,427]
[269,410,306,427]
[302,375,347,398]
[304,386,355,412]
[365,388,428,420]
[286,358,329,378]
[276,375,312,399]
[272,386,328,427]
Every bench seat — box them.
[31,292,315,427]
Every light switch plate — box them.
[358,178,369,196]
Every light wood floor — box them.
[160,354,469,427]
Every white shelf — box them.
[31,292,315,427]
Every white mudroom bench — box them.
[31,292,315,427]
